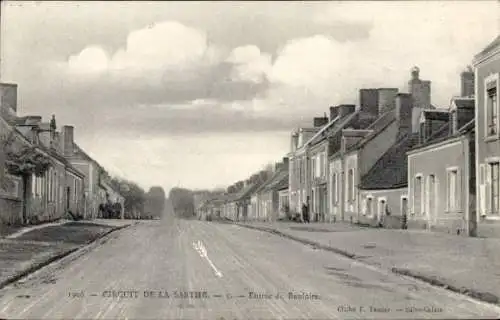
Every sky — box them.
[1,1,498,194]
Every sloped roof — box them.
[359,133,419,190]
[409,119,474,153]
[428,111,450,121]
[459,119,475,133]
[454,98,474,109]
[8,121,85,178]
[347,111,396,152]
[262,168,289,193]
[328,111,381,157]
[308,112,354,147]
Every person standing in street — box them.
[302,197,310,223]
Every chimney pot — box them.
[62,125,75,157]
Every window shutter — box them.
[480,185,487,215]
[480,164,486,185]
[486,164,492,214]
[456,169,462,210]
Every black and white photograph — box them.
[0,1,500,319]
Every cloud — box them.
[226,45,272,83]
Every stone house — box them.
[64,136,106,220]
[288,120,325,217]
[255,159,289,222]
[278,185,289,220]
[358,132,419,228]
[1,112,85,224]
[473,35,500,238]
[250,177,273,221]
[407,102,475,235]
[329,69,433,225]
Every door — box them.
[66,187,71,212]
[366,198,373,218]
[378,199,386,225]
[401,197,408,229]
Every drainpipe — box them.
[463,137,470,236]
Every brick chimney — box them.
[460,66,475,97]
[282,157,289,169]
[336,104,356,117]
[313,116,328,127]
[62,125,74,157]
[359,89,380,119]
[395,93,413,137]
[378,88,399,115]
[329,106,338,121]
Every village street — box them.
[0,218,498,319]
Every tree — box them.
[144,186,166,218]
[169,187,195,219]
[2,130,52,223]
[110,176,146,219]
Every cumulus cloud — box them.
[57,2,498,136]
[271,1,499,108]
[226,45,272,83]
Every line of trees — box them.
[169,187,195,219]
[109,177,165,219]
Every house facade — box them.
[473,35,500,238]
[63,129,104,220]
[257,159,289,222]
[288,123,323,217]
[358,133,419,228]
[408,110,475,235]
[278,187,289,220]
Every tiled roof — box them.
[262,168,289,193]
[359,133,419,190]
[410,119,474,153]
[327,111,378,157]
[459,119,475,133]
[8,121,85,178]
[347,111,396,152]
[423,110,450,121]
[309,112,356,147]
[454,99,474,109]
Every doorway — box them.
[66,187,71,212]
[366,197,373,218]
[377,198,386,226]
[401,197,408,229]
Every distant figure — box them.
[302,199,310,223]
[98,203,106,218]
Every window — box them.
[447,170,458,211]
[332,173,337,204]
[487,87,498,136]
[319,153,325,177]
[347,169,354,201]
[74,179,77,200]
[490,162,499,214]
[312,156,317,178]
[414,175,423,214]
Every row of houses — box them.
[198,35,500,239]
[0,83,125,225]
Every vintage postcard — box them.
[0,1,499,319]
